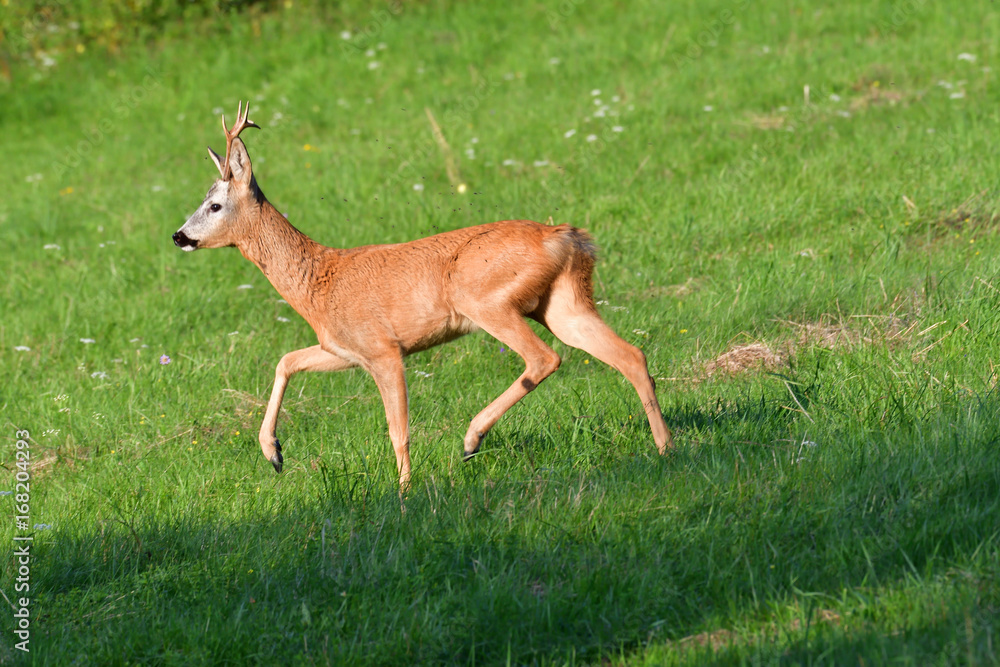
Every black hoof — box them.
[463,432,484,462]
[270,451,283,473]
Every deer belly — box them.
[399,312,479,354]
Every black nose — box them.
[173,231,197,248]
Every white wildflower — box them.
[237,284,253,290]
[91,371,108,380]
[703,105,713,111]
[340,30,351,40]
[533,160,549,167]
[44,244,60,250]
[957,53,977,62]
[368,61,380,70]
[564,129,576,138]
[14,346,30,352]
[80,338,96,344]
[413,183,424,191]
[276,316,291,323]
[612,125,624,132]
[586,134,597,142]
[591,89,601,96]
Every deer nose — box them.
[173,230,197,249]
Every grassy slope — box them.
[1,0,999,664]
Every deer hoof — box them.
[462,432,484,461]
[270,447,283,473]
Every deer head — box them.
[173,102,262,251]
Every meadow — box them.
[1,0,999,664]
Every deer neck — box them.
[236,199,328,311]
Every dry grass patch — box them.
[705,342,785,377]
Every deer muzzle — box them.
[172,230,198,251]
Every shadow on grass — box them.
[19,394,1000,665]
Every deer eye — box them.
[209,203,222,213]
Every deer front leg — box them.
[365,352,412,492]
[259,345,355,472]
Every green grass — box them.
[2,0,999,664]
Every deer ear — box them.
[228,137,253,185]
[207,146,224,178]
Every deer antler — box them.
[220,101,260,180]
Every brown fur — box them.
[175,122,672,489]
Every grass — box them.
[2,0,999,663]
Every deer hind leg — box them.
[462,312,561,459]
[535,280,674,454]
[363,350,412,492]
[259,345,355,473]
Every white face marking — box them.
[175,180,233,247]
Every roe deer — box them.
[173,102,673,489]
